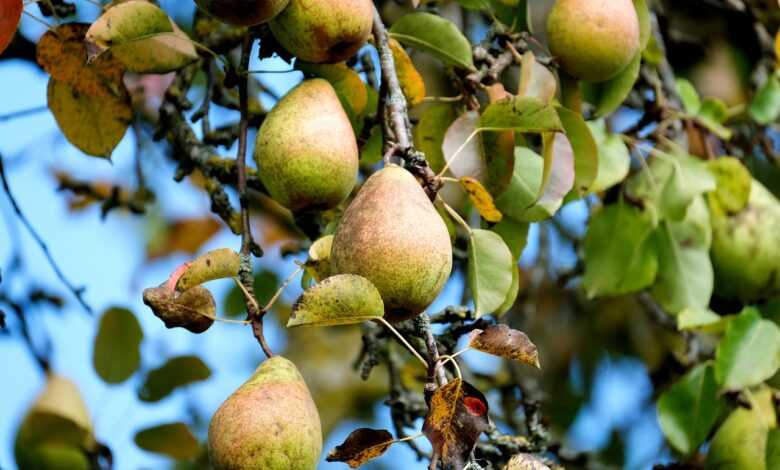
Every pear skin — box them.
[331,165,453,321]
[254,79,358,212]
[546,0,640,82]
[208,356,322,470]
[194,0,289,26]
[269,0,373,63]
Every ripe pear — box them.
[194,0,289,26]
[710,177,780,302]
[546,0,640,82]
[705,387,776,469]
[15,374,94,470]
[331,165,453,321]
[208,356,322,470]
[254,79,358,212]
[269,0,373,63]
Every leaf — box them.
[677,307,729,333]
[422,379,490,469]
[287,274,384,327]
[134,422,200,460]
[650,220,713,314]
[442,111,485,181]
[47,78,133,158]
[634,0,651,50]
[414,102,458,173]
[749,73,780,125]
[146,217,222,260]
[389,12,475,71]
[495,147,550,222]
[714,307,780,391]
[138,356,211,402]
[517,51,556,103]
[588,52,642,118]
[657,363,724,455]
[93,307,143,384]
[479,96,563,133]
[360,125,383,167]
[142,283,215,333]
[588,121,630,192]
[556,106,598,194]
[469,324,539,367]
[302,235,334,284]
[536,133,575,216]
[767,429,780,470]
[676,78,701,114]
[707,157,752,214]
[495,264,521,316]
[389,39,425,106]
[86,1,198,74]
[0,0,22,54]
[175,248,241,292]
[468,229,514,316]
[491,218,529,261]
[326,428,394,468]
[583,202,658,297]
[460,177,502,223]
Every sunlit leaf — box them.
[134,422,200,460]
[175,248,241,292]
[587,121,630,192]
[138,356,211,402]
[714,307,780,391]
[707,157,752,214]
[468,229,514,317]
[469,324,539,367]
[677,307,729,333]
[389,39,425,106]
[287,274,384,327]
[0,0,22,54]
[491,217,529,261]
[326,428,394,468]
[479,96,563,133]
[460,177,502,222]
[517,51,556,103]
[389,12,475,71]
[676,78,701,114]
[422,379,489,469]
[556,106,598,194]
[93,307,143,384]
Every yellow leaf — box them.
[459,176,503,222]
[389,39,426,106]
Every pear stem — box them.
[376,317,428,368]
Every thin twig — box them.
[0,153,92,315]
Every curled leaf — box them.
[326,428,394,468]
[469,324,539,368]
[460,177,502,223]
[142,283,215,333]
[175,248,241,291]
[302,235,334,284]
[287,274,384,327]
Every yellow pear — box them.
[331,165,453,321]
[254,78,358,212]
[194,0,289,26]
[208,356,322,469]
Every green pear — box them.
[254,79,358,212]
[269,0,373,63]
[546,0,640,82]
[194,0,289,26]
[710,177,780,302]
[330,165,453,321]
[15,374,94,470]
[705,387,776,469]
[208,356,322,470]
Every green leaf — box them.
[657,363,724,455]
[413,102,458,173]
[677,307,729,333]
[556,106,598,194]
[479,96,563,133]
[491,0,531,33]
[707,157,752,213]
[714,308,780,391]
[134,422,200,460]
[468,229,514,317]
[138,356,211,402]
[495,147,553,222]
[491,218,529,261]
[634,0,651,50]
[767,429,780,470]
[287,274,384,327]
[93,307,143,384]
[588,52,642,118]
[495,264,520,316]
[389,12,475,71]
[536,133,575,216]
[749,73,780,126]
[583,202,658,297]
[697,98,733,140]
[650,219,713,314]
[676,78,701,114]
[85,0,198,74]
[360,125,383,167]
[176,248,240,292]
[588,121,630,192]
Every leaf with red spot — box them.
[0,0,22,55]
[422,379,490,469]
[469,324,540,368]
[326,428,395,468]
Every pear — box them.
[269,0,373,63]
[705,387,776,469]
[331,165,453,321]
[194,0,289,26]
[208,356,322,470]
[15,374,95,470]
[546,0,640,82]
[710,177,780,302]
[254,79,358,212]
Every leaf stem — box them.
[436,129,480,178]
[376,317,428,368]
[263,265,303,312]
[439,198,473,235]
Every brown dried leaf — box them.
[422,379,490,469]
[460,176,503,223]
[469,324,540,368]
[142,283,215,334]
[326,428,394,468]
[146,217,222,260]
[0,0,22,54]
